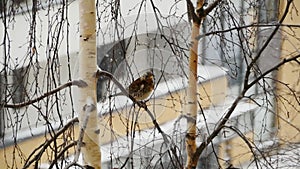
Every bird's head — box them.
[143,71,154,82]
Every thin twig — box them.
[48,141,78,169]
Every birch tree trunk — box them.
[185,0,204,168]
[78,0,101,168]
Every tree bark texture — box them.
[78,0,101,168]
[185,0,204,168]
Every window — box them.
[0,72,7,138]
[12,67,29,104]
[0,0,27,13]
[0,0,66,16]
[97,40,126,101]
[0,73,5,138]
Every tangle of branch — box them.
[23,117,79,169]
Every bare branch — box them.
[2,80,87,109]
[203,0,222,17]
[186,0,201,24]
[247,55,300,89]
[196,23,300,40]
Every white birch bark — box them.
[78,0,101,168]
[185,21,200,169]
[185,0,203,168]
